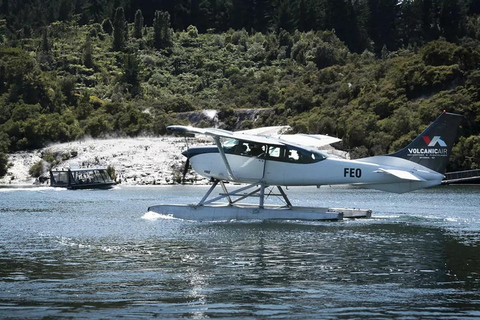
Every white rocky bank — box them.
[0,137,206,186]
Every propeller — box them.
[182,158,190,184]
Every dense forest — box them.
[1,0,480,177]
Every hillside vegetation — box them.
[1,0,480,177]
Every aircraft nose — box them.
[181,146,218,159]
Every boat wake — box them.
[0,186,64,193]
[142,211,179,220]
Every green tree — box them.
[58,0,72,21]
[271,0,296,32]
[83,34,94,68]
[121,54,142,97]
[42,27,50,52]
[102,18,113,34]
[0,131,8,178]
[0,152,7,178]
[367,0,400,54]
[134,9,144,39]
[439,0,467,41]
[420,0,439,42]
[113,7,126,51]
[82,0,105,24]
[153,10,173,49]
[0,19,6,43]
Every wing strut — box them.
[213,136,237,180]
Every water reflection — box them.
[0,186,480,318]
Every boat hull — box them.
[68,182,115,190]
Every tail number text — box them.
[344,168,362,178]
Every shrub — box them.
[29,160,44,177]
[107,165,116,181]
[0,152,8,178]
[187,25,198,38]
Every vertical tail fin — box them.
[389,112,463,174]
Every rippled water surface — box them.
[1,185,480,318]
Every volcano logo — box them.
[422,136,447,147]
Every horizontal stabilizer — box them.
[375,168,425,181]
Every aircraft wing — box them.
[237,126,341,148]
[278,134,341,148]
[167,125,341,148]
[236,126,291,136]
[167,125,284,146]
[167,125,233,138]
[374,168,426,181]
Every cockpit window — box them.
[223,138,326,163]
[223,139,265,157]
[223,138,238,148]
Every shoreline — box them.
[0,136,209,186]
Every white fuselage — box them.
[188,150,444,193]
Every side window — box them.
[233,141,265,157]
[284,147,326,163]
[222,138,239,154]
[235,141,249,155]
[267,146,284,160]
[312,151,326,161]
[286,149,300,162]
[247,143,265,157]
[299,151,315,163]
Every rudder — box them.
[389,112,463,174]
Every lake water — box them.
[1,184,480,318]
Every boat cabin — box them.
[50,168,115,189]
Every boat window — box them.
[51,171,69,185]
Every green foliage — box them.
[113,7,126,51]
[153,10,172,49]
[133,10,144,39]
[107,165,116,181]
[83,34,94,68]
[0,152,7,178]
[29,160,44,177]
[0,131,8,177]
[42,27,50,52]
[187,25,199,38]
[0,15,479,171]
[452,135,480,170]
[121,54,141,97]
[102,18,113,35]
[421,40,480,70]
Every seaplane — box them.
[148,111,462,221]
